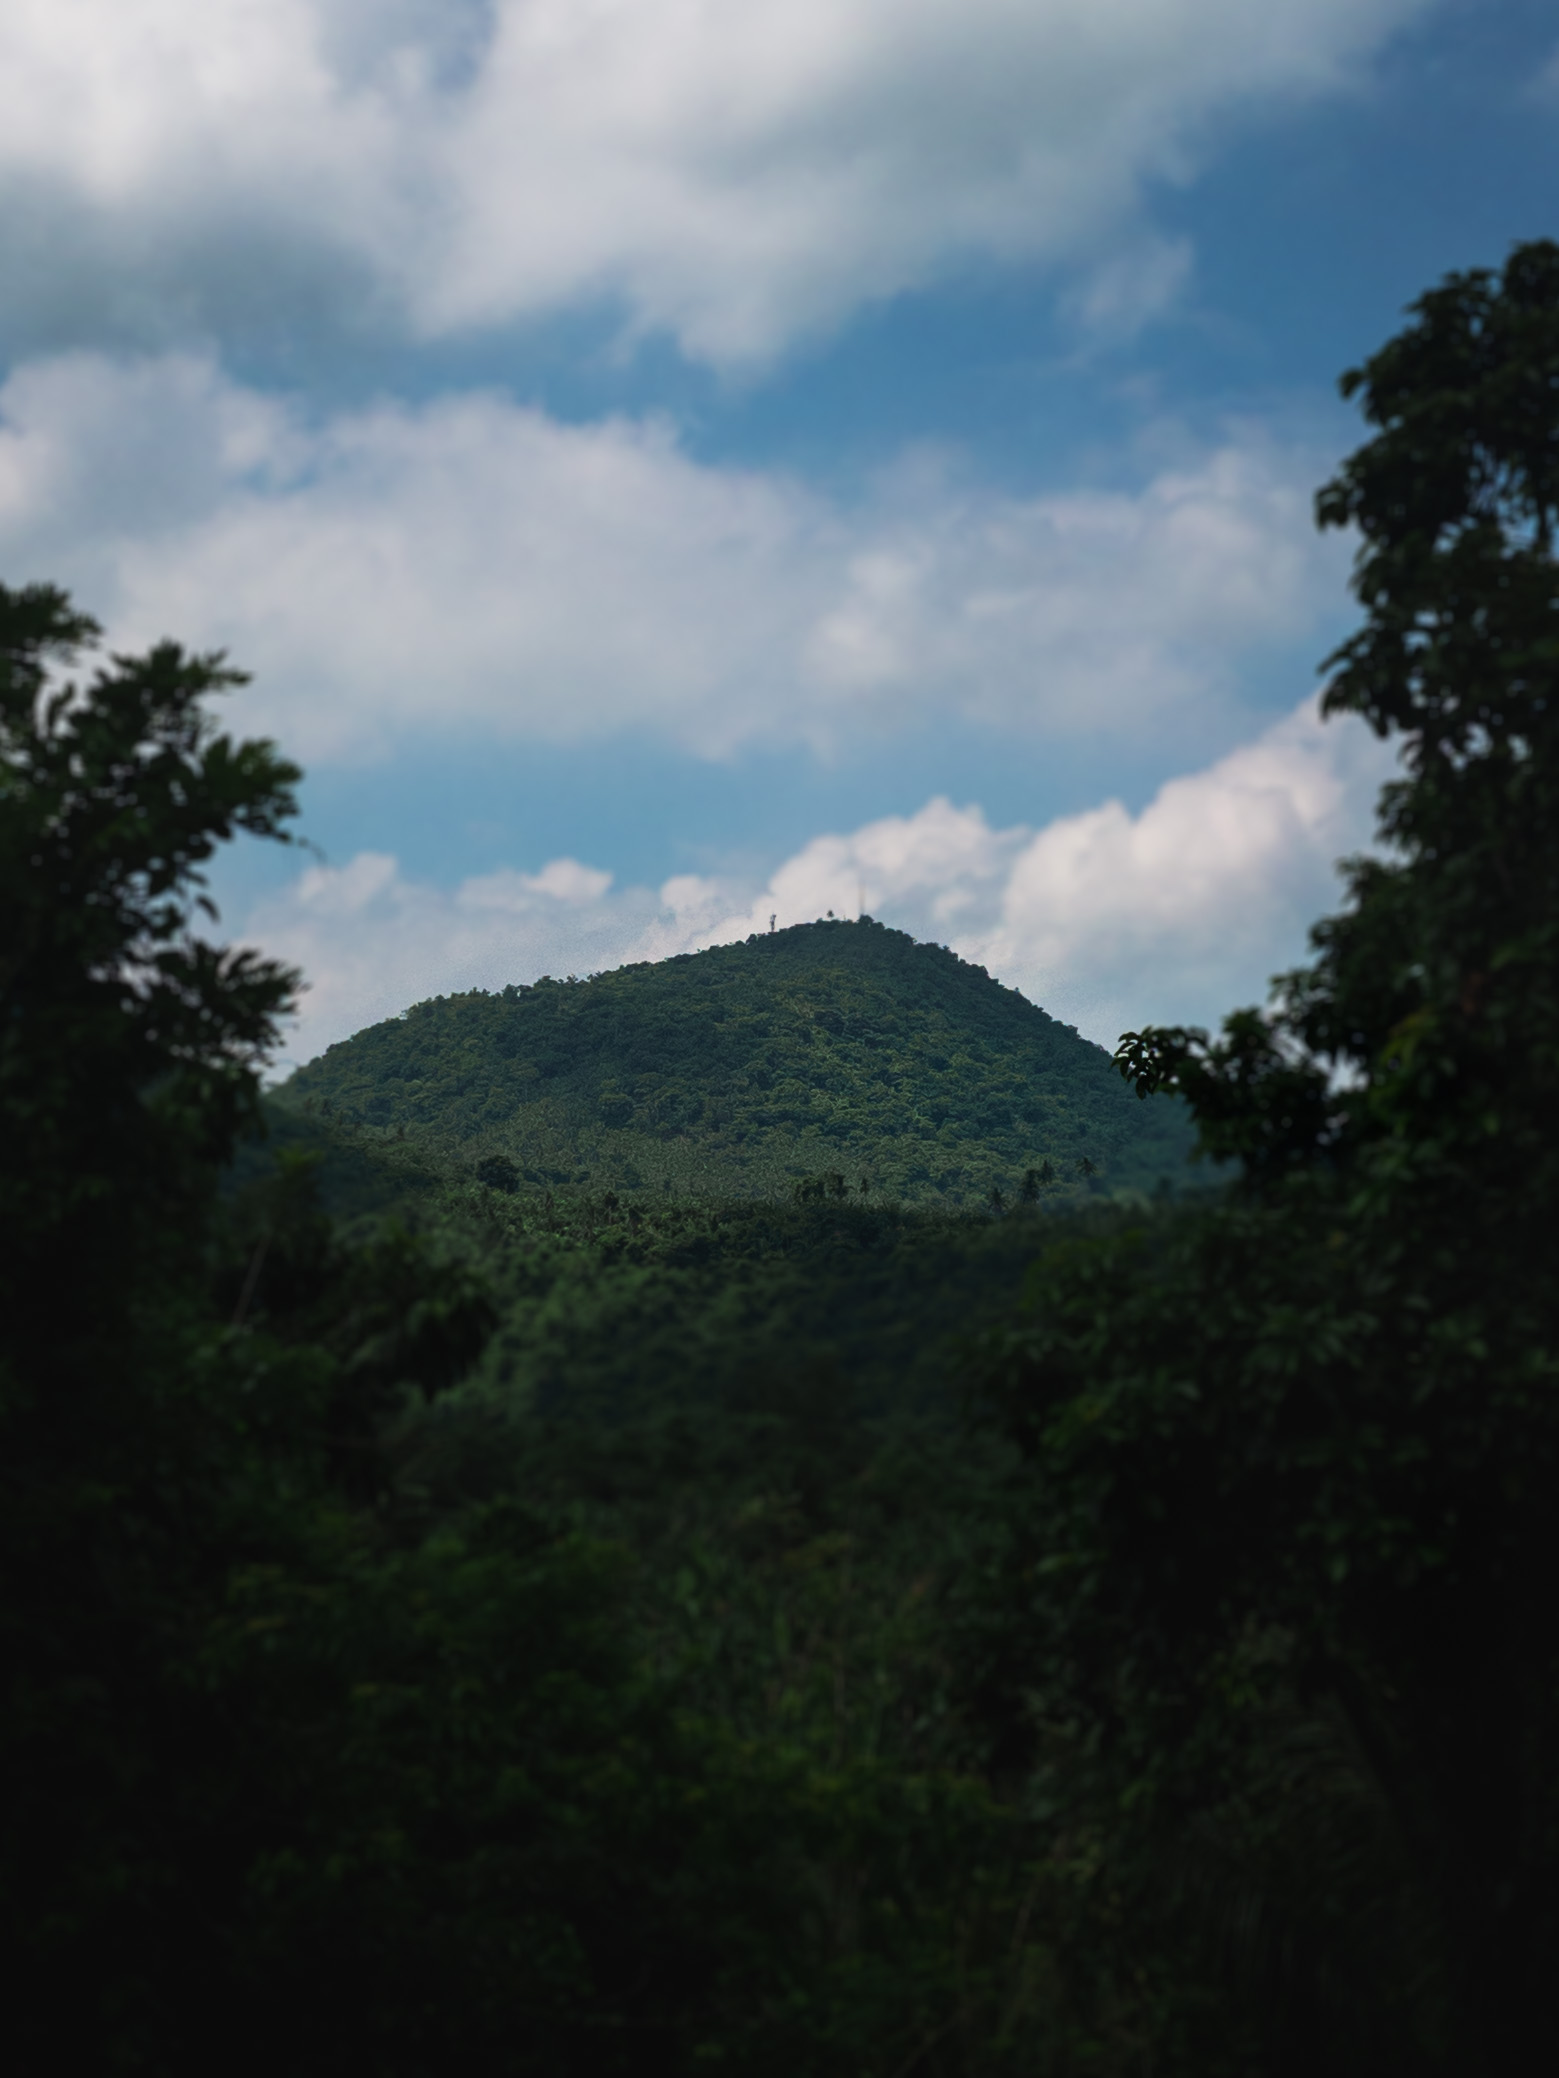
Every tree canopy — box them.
[981,240,1559,2077]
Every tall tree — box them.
[1,587,299,2056]
[980,243,1559,2075]
[0,584,300,1334]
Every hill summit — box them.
[279,918,1194,1204]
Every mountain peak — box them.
[281,922,1189,1203]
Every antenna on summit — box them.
[857,878,865,920]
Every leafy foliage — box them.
[0,583,300,1340]
[977,242,1559,2076]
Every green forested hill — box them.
[279,917,1196,1203]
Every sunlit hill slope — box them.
[277,918,1196,1204]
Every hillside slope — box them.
[278,918,1196,1204]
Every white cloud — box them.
[0,0,1431,362]
[1062,234,1195,341]
[975,695,1395,1036]
[0,350,1347,762]
[247,694,1395,1066]
[248,848,662,1068]
[1530,44,1559,105]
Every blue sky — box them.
[1,0,1555,1063]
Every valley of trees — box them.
[4,241,1558,2074]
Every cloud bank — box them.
[244,694,1395,1067]
[0,351,1346,763]
[1,0,1430,361]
